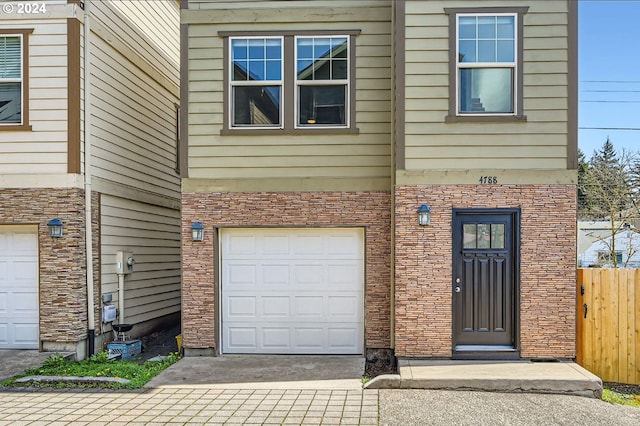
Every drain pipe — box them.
[83,0,95,357]
[118,272,125,324]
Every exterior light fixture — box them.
[417,204,431,226]
[47,218,64,238]
[191,221,204,241]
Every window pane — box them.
[477,224,491,249]
[248,60,265,80]
[463,224,476,249]
[497,40,514,62]
[265,59,281,80]
[266,39,281,59]
[459,68,513,113]
[232,61,248,80]
[332,38,348,58]
[477,16,496,38]
[478,40,496,62]
[491,224,505,249]
[298,85,346,126]
[232,86,280,126]
[248,39,265,59]
[459,40,476,63]
[497,16,515,39]
[459,16,476,39]
[231,39,248,60]
[0,82,21,123]
[314,38,332,60]
[331,59,347,79]
[0,36,21,79]
[297,38,314,59]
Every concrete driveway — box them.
[145,355,366,390]
[0,350,59,382]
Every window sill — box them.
[445,115,527,123]
[0,124,32,131]
[221,127,360,136]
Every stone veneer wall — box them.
[181,191,392,353]
[394,184,577,359]
[0,188,101,352]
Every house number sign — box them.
[478,176,498,184]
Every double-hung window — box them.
[224,31,357,133]
[445,7,528,122]
[0,32,30,129]
[230,37,283,128]
[296,36,348,127]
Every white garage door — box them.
[0,227,39,349]
[221,228,364,354]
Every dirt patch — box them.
[604,382,640,395]
[139,323,181,362]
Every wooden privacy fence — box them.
[577,268,640,385]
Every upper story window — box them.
[296,36,348,128]
[231,37,283,128]
[0,33,28,129]
[445,7,528,122]
[222,31,359,134]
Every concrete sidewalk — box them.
[365,359,603,398]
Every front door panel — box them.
[453,211,518,351]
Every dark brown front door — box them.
[452,209,519,354]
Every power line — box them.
[580,127,640,131]
[582,100,640,103]
[581,80,640,84]
[583,90,640,93]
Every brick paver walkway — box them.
[0,388,379,425]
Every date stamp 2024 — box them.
[1,2,47,15]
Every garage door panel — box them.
[227,327,257,349]
[263,327,290,348]
[222,228,364,354]
[0,228,38,349]
[13,260,37,280]
[226,296,257,319]
[13,323,38,345]
[226,264,257,288]
[328,328,359,349]
[0,324,7,344]
[294,296,324,317]
[262,296,290,317]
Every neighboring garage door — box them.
[221,228,364,354]
[0,227,39,349]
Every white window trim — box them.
[293,35,350,130]
[228,35,284,129]
[455,13,518,117]
[0,33,24,127]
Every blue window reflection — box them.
[232,38,282,81]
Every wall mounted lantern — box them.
[47,218,64,238]
[191,221,204,241]
[417,204,431,226]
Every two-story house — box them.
[0,0,181,359]
[180,0,577,361]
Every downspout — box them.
[83,0,95,357]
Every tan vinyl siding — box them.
[0,21,68,177]
[100,195,181,325]
[91,1,179,88]
[186,1,392,181]
[403,0,570,171]
[89,7,180,198]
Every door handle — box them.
[583,303,588,319]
